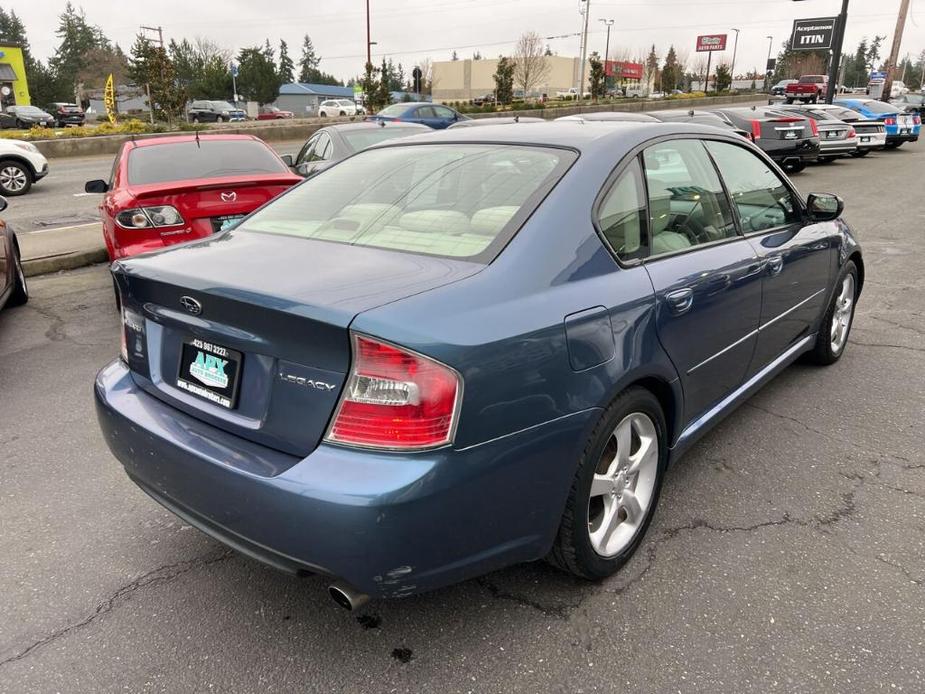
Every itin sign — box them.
[790,17,837,51]
[696,34,727,52]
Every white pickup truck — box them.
[555,87,590,99]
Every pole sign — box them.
[790,17,837,51]
[103,73,116,124]
[605,60,644,80]
[766,58,777,73]
[412,66,423,94]
[696,34,727,52]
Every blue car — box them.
[833,97,920,148]
[95,122,863,608]
[366,101,469,129]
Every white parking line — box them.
[28,222,100,234]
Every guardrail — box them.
[32,93,765,159]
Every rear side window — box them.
[642,139,738,256]
[238,144,575,262]
[127,140,289,185]
[704,141,801,233]
[596,159,648,262]
[341,127,425,152]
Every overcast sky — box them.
[18,0,925,80]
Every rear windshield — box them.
[341,127,425,152]
[378,104,408,117]
[849,100,897,114]
[127,140,288,185]
[238,144,575,262]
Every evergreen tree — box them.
[361,61,382,112]
[376,57,392,107]
[451,50,459,61]
[588,52,606,100]
[493,56,514,104]
[472,51,482,60]
[278,39,295,84]
[298,34,319,82]
[714,63,732,92]
[661,46,680,92]
[644,44,659,92]
[130,35,186,122]
[237,45,281,104]
[49,2,106,99]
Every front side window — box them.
[295,135,319,166]
[237,144,575,262]
[642,139,738,256]
[704,141,801,234]
[416,106,437,119]
[308,134,332,161]
[597,159,648,261]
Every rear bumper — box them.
[818,139,857,156]
[886,133,919,144]
[95,360,596,597]
[764,139,820,163]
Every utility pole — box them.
[882,0,911,101]
[366,0,372,68]
[729,28,740,89]
[139,25,165,125]
[578,0,591,100]
[599,18,614,93]
[824,0,848,103]
[765,35,774,92]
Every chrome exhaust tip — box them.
[329,581,370,611]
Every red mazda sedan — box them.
[85,134,302,261]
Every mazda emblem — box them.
[221,191,237,202]
[180,296,202,315]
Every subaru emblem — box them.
[221,191,237,202]
[180,296,202,315]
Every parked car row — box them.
[92,115,865,609]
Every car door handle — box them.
[767,255,784,276]
[665,288,694,315]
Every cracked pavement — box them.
[0,145,923,693]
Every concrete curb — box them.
[24,248,109,277]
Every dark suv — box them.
[46,102,85,127]
[187,100,247,123]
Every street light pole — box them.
[765,35,774,92]
[730,28,740,88]
[882,0,911,101]
[366,0,372,68]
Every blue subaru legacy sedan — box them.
[96,122,863,609]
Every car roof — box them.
[127,134,263,149]
[371,120,737,154]
[557,112,657,122]
[448,117,545,127]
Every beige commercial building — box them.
[432,56,591,101]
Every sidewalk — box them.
[19,223,108,277]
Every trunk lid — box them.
[759,116,810,140]
[115,230,483,457]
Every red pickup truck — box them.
[785,75,828,103]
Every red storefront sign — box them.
[605,60,644,80]
[696,34,727,52]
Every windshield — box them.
[128,140,289,185]
[378,104,408,117]
[238,144,575,262]
[337,100,354,107]
[211,101,236,111]
[341,127,425,152]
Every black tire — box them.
[851,149,870,157]
[319,111,327,118]
[785,98,794,104]
[215,116,224,124]
[818,156,835,164]
[7,239,28,307]
[783,160,806,174]
[885,141,902,149]
[191,116,199,124]
[339,111,346,116]
[0,160,32,196]
[806,260,858,366]
[15,119,25,129]
[548,387,668,580]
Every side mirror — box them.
[0,195,7,213]
[281,154,293,166]
[85,179,109,194]
[806,193,843,222]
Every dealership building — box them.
[0,43,31,108]
[432,55,644,102]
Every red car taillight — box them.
[327,335,461,449]
[914,115,922,126]
[750,120,762,141]
[884,116,896,126]
[847,126,856,138]
[809,118,819,137]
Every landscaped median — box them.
[23,93,765,160]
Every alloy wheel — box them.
[0,166,28,193]
[587,412,659,557]
[830,273,855,353]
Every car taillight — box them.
[847,126,856,138]
[327,334,461,450]
[914,115,921,126]
[809,118,819,137]
[115,205,184,229]
[884,116,896,126]
[750,120,761,141]
[120,307,143,362]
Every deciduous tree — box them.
[513,32,550,97]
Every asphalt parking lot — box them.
[1,145,923,693]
